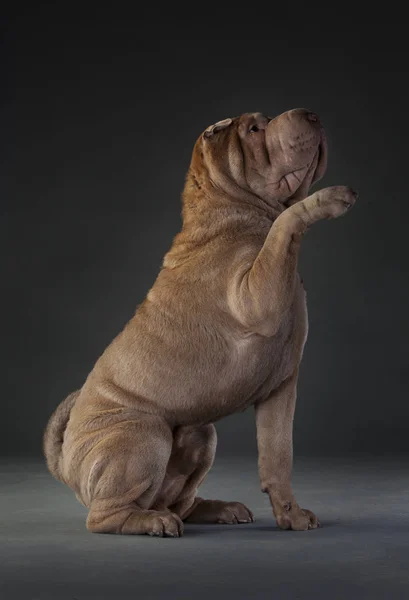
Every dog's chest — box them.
[220,283,308,409]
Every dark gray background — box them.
[2,14,409,461]
[3,13,409,600]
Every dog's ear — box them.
[203,118,233,139]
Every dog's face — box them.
[194,109,327,207]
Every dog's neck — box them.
[161,170,277,270]
[162,162,310,270]
[181,166,284,227]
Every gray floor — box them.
[2,456,409,600]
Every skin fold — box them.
[43,108,357,536]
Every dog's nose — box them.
[306,112,318,123]
[287,108,321,126]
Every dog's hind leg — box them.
[152,424,254,524]
[79,414,184,537]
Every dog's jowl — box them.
[44,109,357,536]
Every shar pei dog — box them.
[44,109,357,536]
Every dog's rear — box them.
[43,390,80,481]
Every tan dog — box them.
[44,109,357,536]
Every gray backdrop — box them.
[3,16,409,460]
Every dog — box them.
[44,109,357,536]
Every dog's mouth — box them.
[282,128,327,206]
[312,127,328,183]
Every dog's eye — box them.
[249,125,260,133]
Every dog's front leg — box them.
[227,186,357,337]
[255,371,319,531]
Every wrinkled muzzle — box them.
[265,108,327,199]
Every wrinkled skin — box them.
[43,108,356,536]
[203,110,327,203]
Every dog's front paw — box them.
[276,503,320,531]
[313,185,358,219]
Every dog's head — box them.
[189,109,327,210]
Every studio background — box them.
[3,15,409,462]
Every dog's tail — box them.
[43,390,80,482]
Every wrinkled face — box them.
[199,109,327,206]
